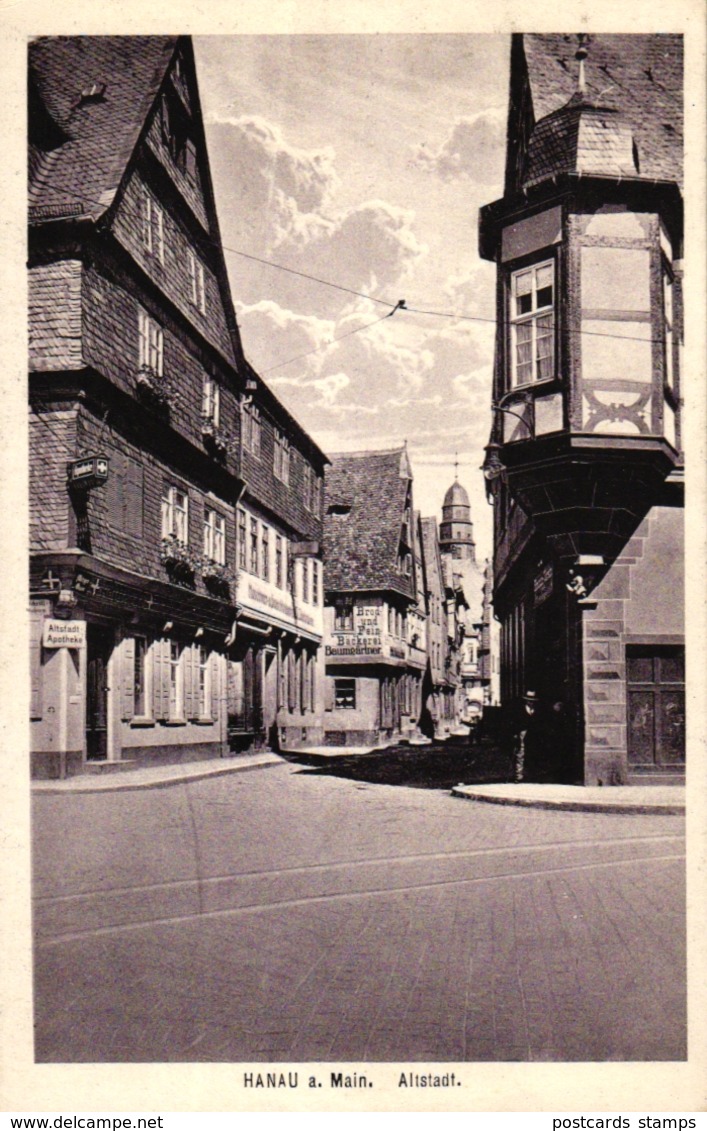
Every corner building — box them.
[479,34,684,784]
[322,449,416,748]
[28,36,326,777]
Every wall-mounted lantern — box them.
[67,455,109,491]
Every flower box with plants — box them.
[135,366,175,408]
[160,535,197,582]
[201,558,235,595]
[200,415,229,456]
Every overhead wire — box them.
[33,183,668,348]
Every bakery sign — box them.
[326,604,383,657]
[43,619,86,649]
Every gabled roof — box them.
[323,448,414,598]
[29,36,178,220]
[521,34,683,188]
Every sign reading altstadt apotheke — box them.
[43,620,86,649]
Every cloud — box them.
[413,108,505,182]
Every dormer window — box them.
[510,259,554,386]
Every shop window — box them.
[204,508,226,565]
[161,484,189,543]
[510,259,554,386]
[334,597,354,631]
[334,677,356,710]
[138,309,164,376]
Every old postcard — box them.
[2,0,706,1116]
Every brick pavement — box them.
[32,762,686,1062]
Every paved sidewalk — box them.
[452,781,685,815]
[31,751,282,794]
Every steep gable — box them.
[323,448,415,599]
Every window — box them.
[242,402,261,457]
[197,645,210,718]
[188,250,206,313]
[261,525,270,582]
[140,189,164,264]
[249,517,259,575]
[274,430,290,484]
[134,636,150,717]
[275,535,283,588]
[301,560,308,603]
[138,309,164,376]
[204,508,225,565]
[334,677,356,710]
[303,463,317,510]
[169,640,184,719]
[202,376,220,426]
[510,259,554,386]
[334,598,354,631]
[237,508,246,570]
[161,485,189,543]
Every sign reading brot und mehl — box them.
[43,620,86,649]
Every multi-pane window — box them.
[275,535,283,588]
[334,677,356,710]
[510,260,554,386]
[303,463,316,510]
[249,517,259,575]
[138,310,164,376]
[134,636,149,717]
[334,598,354,631]
[261,525,270,582]
[188,250,206,314]
[237,508,247,570]
[274,431,290,484]
[161,485,189,543]
[301,560,308,603]
[140,189,164,264]
[202,376,220,426]
[203,508,226,565]
[243,402,261,457]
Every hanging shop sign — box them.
[67,455,109,490]
[43,619,86,649]
[534,561,554,606]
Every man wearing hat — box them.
[513,690,541,782]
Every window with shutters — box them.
[138,309,164,376]
[106,453,144,539]
[203,508,226,565]
[509,259,555,386]
[334,677,356,710]
[161,485,189,543]
[168,640,185,721]
[188,250,206,314]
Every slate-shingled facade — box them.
[479,33,684,785]
[322,448,419,748]
[29,36,327,778]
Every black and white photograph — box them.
[4,0,707,1116]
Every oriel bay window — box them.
[510,260,554,386]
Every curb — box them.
[31,755,284,796]
[451,787,685,816]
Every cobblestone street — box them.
[32,760,686,1062]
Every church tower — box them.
[439,477,476,562]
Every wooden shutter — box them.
[153,639,168,721]
[210,652,220,723]
[30,608,43,720]
[184,644,196,720]
[122,636,135,721]
[125,460,144,539]
[309,654,316,714]
[106,450,125,531]
[287,649,296,711]
[324,676,334,712]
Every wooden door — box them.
[86,624,113,761]
[627,646,685,768]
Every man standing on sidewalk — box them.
[513,690,543,782]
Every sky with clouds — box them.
[195,35,510,559]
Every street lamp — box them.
[481,394,531,500]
